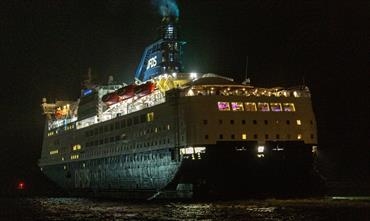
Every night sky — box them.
[1,0,369,195]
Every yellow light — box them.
[49,149,59,155]
[242,134,247,140]
[296,120,301,125]
[297,134,302,139]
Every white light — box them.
[172,72,177,78]
[258,146,264,153]
[190,72,197,79]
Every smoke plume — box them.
[151,0,179,17]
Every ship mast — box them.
[242,56,251,85]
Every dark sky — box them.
[1,0,369,195]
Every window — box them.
[270,103,282,112]
[283,103,296,112]
[120,120,126,128]
[254,134,258,139]
[297,134,302,139]
[147,112,154,122]
[286,120,290,125]
[265,134,269,139]
[253,120,257,125]
[219,119,223,124]
[219,134,223,139]
[257,102,270,112]
[205,135,209,139]
[230,120,234,124]
[242,134,247,140]
[218,102,230,111]
[134,116,139,124]
[231,102,244,111]
[276,134,280,139]
[242,120,246,125]
[264,120,268,125]
[245,102,257,111]
[203,120,208,125]
[310,134,314,139]
[296,120,302,125]
[231,134,235,139]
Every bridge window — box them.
[270,103,282,112]
[231,102,244,111]
[283,103,296,112]
[245,102,257,111]
[218,102,230,111]
[258,102,270,112]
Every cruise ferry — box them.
[38,14,322,199]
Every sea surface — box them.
[0,197,369,221]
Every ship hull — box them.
[41,140,323,200]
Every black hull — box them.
[173,141,325,199]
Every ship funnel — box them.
[134,3,185,82]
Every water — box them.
[1,197,369,221]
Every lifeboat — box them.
[134,82,156,97]
[102,92,120,106]
[117,84,136,101]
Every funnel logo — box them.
[146,56,158,70]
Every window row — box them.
[217,102,296,112]
[203,133,314,140]
[204,119,310,125]
[85,112,155,137]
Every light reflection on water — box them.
[1,197,369,221]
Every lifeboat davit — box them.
[117,84,136,101]
[102,92,120,106]
[134,82,156,97]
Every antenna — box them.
[242,56,251,85]
[245,56,248,79]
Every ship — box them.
[38,13,323,200]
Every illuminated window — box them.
[242,134,247,140]
[245,102,257,111]
[147,112,154,122]
[296,120,302,125]
[72,144,81,151]
[283,103,296,112]
[71,154,79,160]
[270,103,282,112]
[49,149,59,155]
[217,102,230,111]
[231,102,244,111]
[297,134,302,139]
[257,102,270,112]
